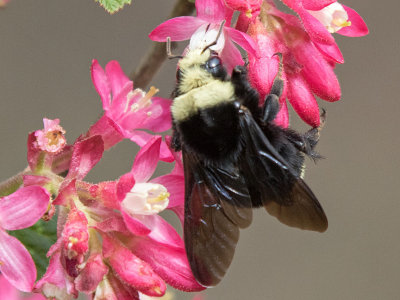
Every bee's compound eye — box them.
[206,56,221,69]
[204,56,226,79]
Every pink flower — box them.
[224,0,262,17]
[27,119,67,173]
[34,118,66,154]
[87,137,202,292]
[88,60,173,161]
[282,0,368,44]
[0,186,50,292]
[149,0,256,71]
[102,233,166,297]
[244,1,367,127]
[0,274,45,300]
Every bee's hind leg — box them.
[288,110,326,161]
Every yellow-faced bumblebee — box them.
[169,40,328,287]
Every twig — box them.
[130,0,195,89]
[0,167,30,197]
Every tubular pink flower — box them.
[75,253,108,293]
[61,208,89,263]
[224,0,262,17]
[281,0,368,44]
[126,235,204,292]
[149,0,256,70]
[35,251,77,299]
[89,60,172,161]
[102,234,166,297]
[65,135,104,181]
[0,186,50,292]
[245,3,356,127]
[34,118,66,154]
[94,272,140,300]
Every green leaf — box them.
[9,217,58,279]
[95,0,132,14]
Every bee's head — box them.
[176,48,227,95]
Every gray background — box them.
[0,0,399,299]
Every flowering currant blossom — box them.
[0,186,50,292]
[232,0,368,127]
[149,0,256,72]
[89,59,173,161]
[32,130,202,298]
[88,136,203,293]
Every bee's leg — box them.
[261,78,283,123]
[288,110,326,160]
[231,65,260,115]
[303,109,326,151]
[262,54,284,123]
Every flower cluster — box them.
[0,60,203,299]
[150,0,368,127]
[0,0,368,299]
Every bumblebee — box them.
[170,44,328,287]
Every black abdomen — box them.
[177,102,241,162]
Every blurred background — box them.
[0,0,399,299]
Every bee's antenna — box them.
[201,20,226,54]
[166,37,183,59]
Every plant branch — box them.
[0,167,30,197]
[130,0,195,89]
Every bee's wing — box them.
[239,109,328,232]
[182,149,252,287]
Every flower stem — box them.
[130,0,195,89]
[0,167,30,197]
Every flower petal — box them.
[149,17,205,42]
[121,211,151,236]
[195,0,225,22]
[302,0,336,11]
[95,272,140,300]
[75,253,108,293]
[151,175,184,208]
[274,100,289,128]
[140,97,172,133]
[294,39,341,101]
[117,173,136,203]
[128,236,204,292]
[131,136,161,183]
[225,27,257,57]
[0,186,49,230]
[105,61,131,97]
[287,73,320,127]
[34,251,76,299]
[0,229,36,292]
[102,234,166,297]
[337,5,369,37]
[88,115,125,150]
[66,135,104,180]
[298,6,335,44]
[91,59,111,110]
[0,274,18,299]
[219,40,244,73]
[130,131,174,163]
[137,214,183,248]
[314,40,344,63]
